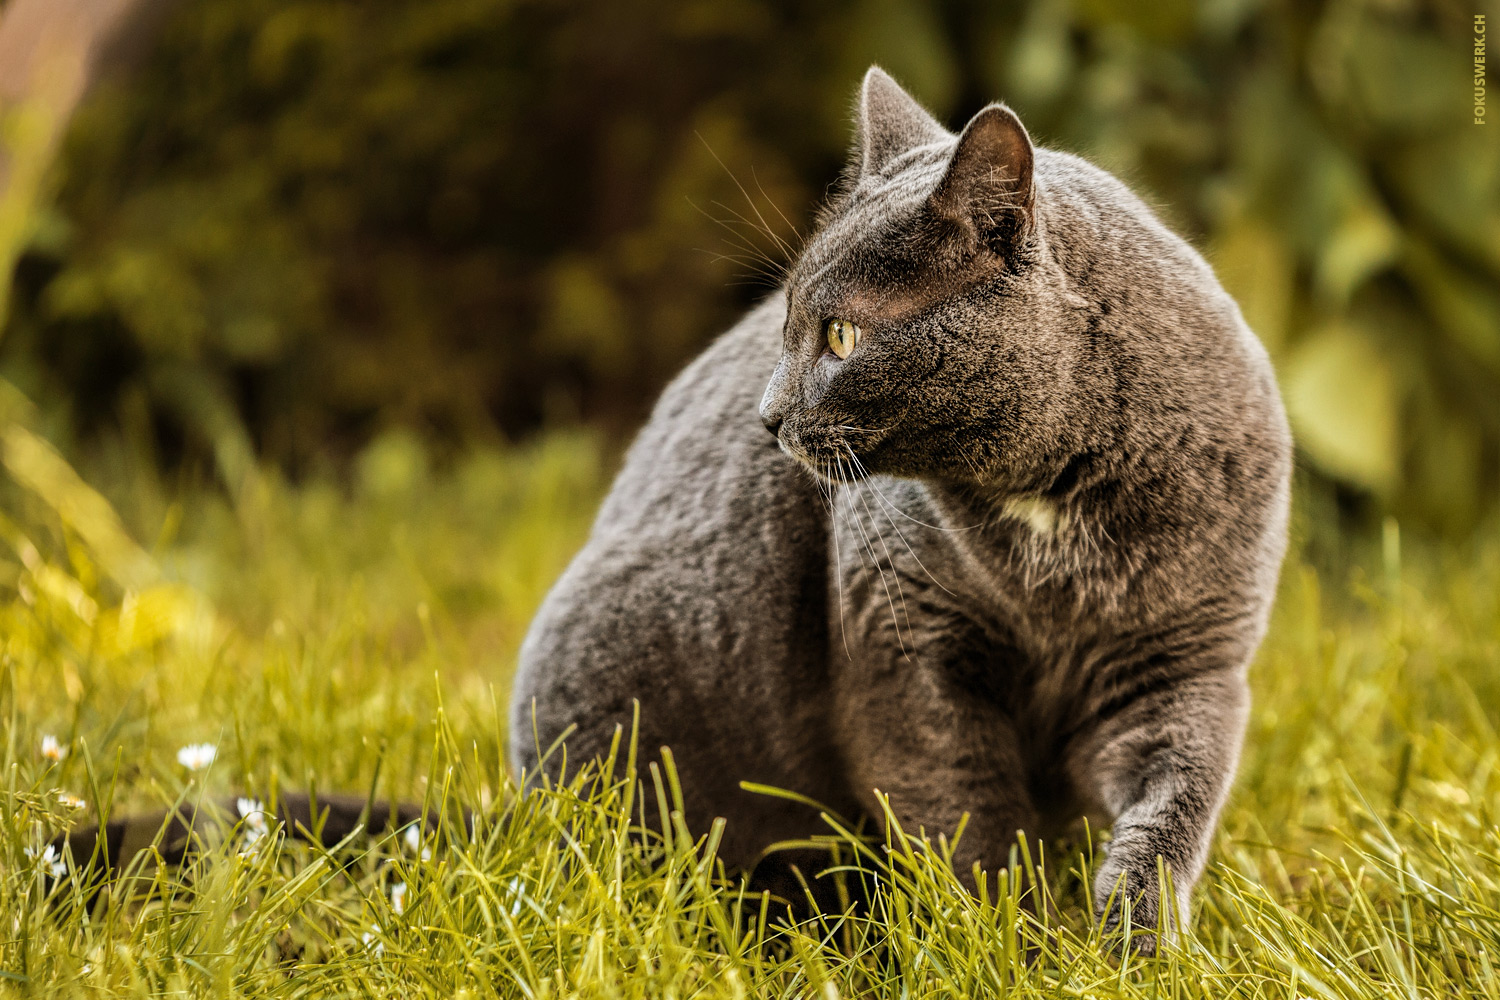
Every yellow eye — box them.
[825,318,861,359]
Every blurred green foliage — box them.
[0,0,1495,532]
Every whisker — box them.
[838,453,910,660]
[844,444,959,598]
[750,166,807,254]
[696,132,801,267]
[955,445,988,484]
[686,197,791,282]
[699,145,800,265]
[850,470,916,650]
[708,225,787,275]
[709,200,797,266]
[695,248,787,285]
[820,456,855,663]
[845,448,983,533]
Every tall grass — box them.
[1,428,1498,998]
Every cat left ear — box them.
[929,103,1035,249]
[858,66,950,177]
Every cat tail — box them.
[48,792,467,895]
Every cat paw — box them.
[1092,852,1183,956]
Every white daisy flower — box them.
[26,844,66,879]
[361,924,384,955]
[505,875,525,917]
[390,881,407,915]
[176,743,217,771]
[57,791,87,809]
[402,822,431,861]
[236,797,271,849]
[40,735,67,762]
[236,797,269,831]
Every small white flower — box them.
[237,797,269,832]
[57,791,87,809]
[402,823,431,861]
[40,735,67,762]
[26,844,66,879]
[176,743,217,771]
[361,924,384,955]
[390,881,407,915]
[505,875,525,917]
[236,797,271,851]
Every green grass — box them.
[2,425,1499,998]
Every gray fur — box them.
[509,67,1291,948]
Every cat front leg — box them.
[1076,667,1249,954]
[836,661,1040,896]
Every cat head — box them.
[759,68,1084,491]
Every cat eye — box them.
[825,318,861,360]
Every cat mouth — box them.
[778,423,894,481]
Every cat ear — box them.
[929,103,1035,248]
[857,66,949,176]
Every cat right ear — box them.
[857,66,949,177]
[929,103,1035,251]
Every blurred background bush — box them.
[1,0,1495,535]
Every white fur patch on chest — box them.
[1000,495,1068,537]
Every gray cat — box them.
[57,67,1290,952]
[510,67,1292,948]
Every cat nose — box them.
[759,357,793,438]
